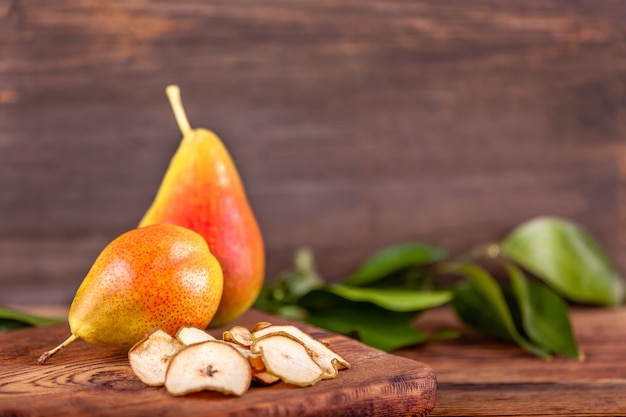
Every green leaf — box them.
[328,284,452,312]
[254,247,324,315]
[273,305,309,321]
[287,247,324,296]
[299,290,426,351]
[507,264,584,360]
[253,285,281,315]
[452,281,513,341]
[345,243,447,286]
[501,216,624,306]
[0,320,33,332]
[450,264,551,359]
[0,307,63,332]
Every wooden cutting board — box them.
[0,310,436,416]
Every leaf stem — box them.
[436,243,501,275]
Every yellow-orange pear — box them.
[38,224,223,364]
[139,85,265,327]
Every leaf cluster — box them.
[255,216,625,359]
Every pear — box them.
[38,224,223,364]
[139,85,265,327]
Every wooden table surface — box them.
[0,309,437,417]
[6,304,626,416]
[396,305,626,417]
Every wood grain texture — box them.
[395,306,626,416]
[2,0,626,303]
[4,305,625,416]
[0,309,436,417]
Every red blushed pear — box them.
[38,224,223,364]
[139,85,265,327]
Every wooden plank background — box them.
[1,0,626,304]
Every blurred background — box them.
[1,0,625,305]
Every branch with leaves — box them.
[255,216,625,360]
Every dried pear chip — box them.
[223,325,253,347]
[251,334,324,387]
[253,321,273,332]
[128,329,182,386]
[176,326,216,346]
[164,340,251,397]
[253,325,350,379]
[252,369,281,385]
[227,342,265,372]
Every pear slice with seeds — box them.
[164,340,251,396]
[251,334,324,387]
[223,325,253,347]
[128,329,182,386]
[176,326,216,346]
[252,325,350,379]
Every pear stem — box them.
[37,334,79,365]
[165,84,192,136]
